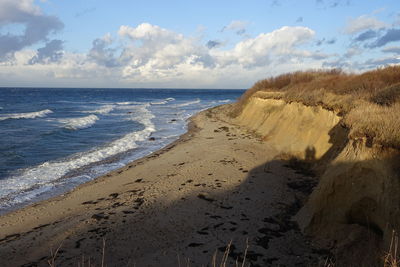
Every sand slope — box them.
[235,95,400,266]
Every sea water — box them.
[0,88,244,214]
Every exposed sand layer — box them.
[235,95,400,266]
[0,105,326,266]
[236,93,341,160]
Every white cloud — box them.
[88,33,120,67]
[0,23,328,88]
[118,23,213,73]
[213,26,315,68]
[221,20,249,35]
[344,15,387,34]
[0,0,64,60]
[118,23,182,43]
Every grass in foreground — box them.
[232,66,400,148]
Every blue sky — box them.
[0,0,399,88]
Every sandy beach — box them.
[0,105,326,266]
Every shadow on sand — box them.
[2,121,399,267]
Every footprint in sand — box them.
[197,193,215,202]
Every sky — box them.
[0,0,399,89]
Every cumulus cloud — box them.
[29,39,63,64]
[0,0,64,60]
[118,23,215,77]
[0,23,330,88]
[88,34,120,67]
[344,15,386,34]
[213,26,316,68]
[221,20,248,36]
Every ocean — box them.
[0,88,244,214]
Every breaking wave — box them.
[0,109,53,121]
[59,115,99,130]
[0,105,156,207]
[82,105,114,115]
[174,99,201,107]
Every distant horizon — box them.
[0,0,399,88]
[0,87,246,90]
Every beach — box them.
[0,104,325,266]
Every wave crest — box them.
[0,109,53,121]
[60,115,99,130]
[174,99,201,107]
[0,105,156,206]
[83,105,114,115]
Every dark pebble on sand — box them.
[188,243,203,247]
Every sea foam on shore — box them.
[0,88,244,213]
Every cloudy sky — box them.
[0,0,399,88]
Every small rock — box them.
[109,193,119,198]
[197,193,215,202]
[91,213,108,221]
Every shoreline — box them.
[0,105,326,266]
[0,112,198,217]
[0,107,200,215]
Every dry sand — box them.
[0,105,328,266]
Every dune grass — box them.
[231,66,400,148]
[384,231,400,267]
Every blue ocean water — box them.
[0,88,244,214]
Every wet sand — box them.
[0,105,327,266]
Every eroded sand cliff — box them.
[233,93,400,264]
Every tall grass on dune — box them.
[232,66,400,148]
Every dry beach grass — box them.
[232,66,400,148]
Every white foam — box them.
[82,105,115,115]
[150,100,168,105]
[218,99,231,103]
[0,109,53,121]
[151,97,176,105]
[116,101,143,105]
[59,115,99,130]
[174,99,201,107]
[0,105,156,205]
[116,103,150,111]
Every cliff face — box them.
[235,95,340,159]
[233,94,400,257]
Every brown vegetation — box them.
[232,66,400,148]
